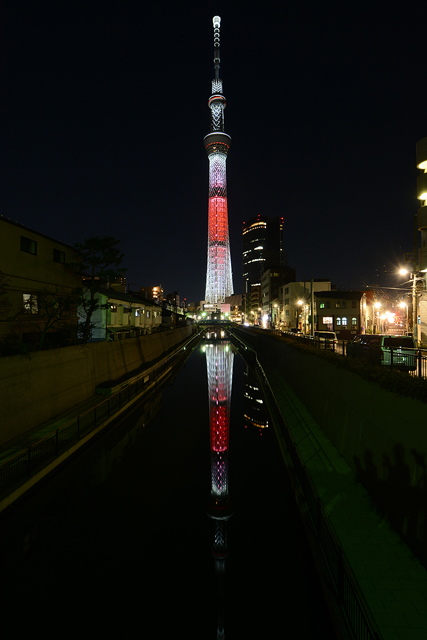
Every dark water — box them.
[0,339,336,638]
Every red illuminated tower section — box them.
[205,338,234,637]
[204,16,233,307]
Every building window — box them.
[135,309,140,317]
[110,304,117,312]
[322,316,333,330]
[284,298,289,306]
[342,317,348,326]
[325,301,330,309]
[23,293,38,314]
[285,310,289,317]
[336,317,341,326]
[342,301,347,309]
[335,302,341,308]
[352,317,357,326]
[285,287,289,295]
[53,249,65,264]
[20,236,37,255]
[320,303,325,309]
[146,311,151,318]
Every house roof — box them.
[98,287,155,307]
[0,216,79,251]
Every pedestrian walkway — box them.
[262,360,427,640]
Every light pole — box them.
[297,299,305,333]
[399,301,409,335]
[399,269,427,344]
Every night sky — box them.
[2,1,426,303]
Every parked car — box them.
[346,334,417,371]
[313,330,338,349]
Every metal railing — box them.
[0,331,202,497]
[281,331,427,378]
[228,327,381,640]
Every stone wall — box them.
[234,327,427,563]
[0,326,194,445]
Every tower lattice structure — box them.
[204,16,233,306]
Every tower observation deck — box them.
[204,16,234,307]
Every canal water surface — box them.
[0,336,337,638]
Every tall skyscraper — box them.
[204,16,233,307]
[242,215,285,294]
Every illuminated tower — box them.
[204,16,233,306]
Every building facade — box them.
[0,217,81,348]
[242,215,285,295]
[279,280,331,330]
[416,136,427,344]
[204,16,233,307]
[314,290,367,340]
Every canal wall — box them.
[0,326,194,446]
[233,327,427,566]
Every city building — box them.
[261,267,296,327]
[243,216,285,293]
[314,290,367,340]
[279,280,332,331]
[89,288,163,341]
[0,217,81,347]
[204,16,233,308]
[416,136,427,343]
[242,215,295,322]
[139,285,163,304]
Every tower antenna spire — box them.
[213,15,221,80]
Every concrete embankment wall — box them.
[0,326,194,446]
[234,327,427,564]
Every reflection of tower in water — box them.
[204,336,233,639]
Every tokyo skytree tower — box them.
[204,16,234,306]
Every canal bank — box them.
[230,326,427,640]
[0,329,201,513]
[0,325,195,445]
[0,332,337,639]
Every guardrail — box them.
[281,331,427,378]
[0,331,202,498]
[228,328,381,640]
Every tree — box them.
[72,237,126,343]
[27,287,78,350]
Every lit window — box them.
[20,236,37,255]
[23,293,38,314]
[342,317,347,326]
[320,303,325,309]
[352,317,357,326]
[336,302,341,308]
[110,304,117,312]
[323,316,333,325]
[336,317,341,326]
[135,309,140,317]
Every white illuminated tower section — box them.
[204,16,234,306]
